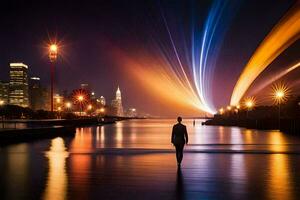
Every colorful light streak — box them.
[250,61,300,95]
[192,0,239,114]
[231,3,300,105]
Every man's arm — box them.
[171,126,175,144]
[184,126,188,144]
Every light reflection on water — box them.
[0,119,300,200]
[43,138,69,200]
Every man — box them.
[171,117,188,166]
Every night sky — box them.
[0,0,299,116]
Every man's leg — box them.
[175,144,184,165]
[178,144,184,164]
[175,145,180,164]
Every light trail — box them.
[192,0,239,114]
[250,61,300,95]
[230,3,300,105]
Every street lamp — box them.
[77,95,84,116]
[49,44,58,112]
[272,83,289,129]
[219,108,224,115]
[87,104,93,117]
[65,102,71,109]
[244,97,255,118]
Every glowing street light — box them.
[65,102,72,110]
[0,100,4,106]
[88,104,93,110]
[219,108,224,115]
[227,106,232,111]
[244,97,255,118]
[78,95,84,102]
[48,43,58,112]
[77,95,84,116]
[245,100,254,109]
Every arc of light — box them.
[250,61,300,94]
[230,3,300,105]
[192,0,238,114]
[159,7,200,104]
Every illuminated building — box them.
[9,63,29,107]
[111,86,124,116]
[54,94,64,111]
[0,81,9,104]
[127,108,137,117]
[99,96,106,106]
[80,83,90,91]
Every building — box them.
[111,86,124,116]
[0,81,9,104]
[127,108,137,118]
[9,63,29,107]
[80,83,90,91]
[99,96,106,106]
[29,77,50,110]
[54,94,64,111]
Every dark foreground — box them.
[1,119,300,200]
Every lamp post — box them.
[245,99,254,118]
[49,44,58,112]
[274,90,285,129]
[65,102,72,111]
[77,95,84,116]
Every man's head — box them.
[177,116,182,123]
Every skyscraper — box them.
[111,86,124,116]
[9,63,29,107]
[29,77,50,110]
[0,81,9,104]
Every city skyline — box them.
[0,0,299,116]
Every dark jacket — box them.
[171,123,188,145]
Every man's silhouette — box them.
[171,117,188,166]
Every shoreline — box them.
[203,118,300,134]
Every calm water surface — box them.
[1,119,300,200]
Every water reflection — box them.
[269,154,292,200]
[6,144,29,199]
[116,122,123,148]
[43,137,69,200]
[176,168,185,200]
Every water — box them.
[1,119,300,200]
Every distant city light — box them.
[219,108,224,114]
[100,108,105,113]
[227,106,232,111]
[88,104,92,110]
[65,102,71,108]
[0,100,4,106]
